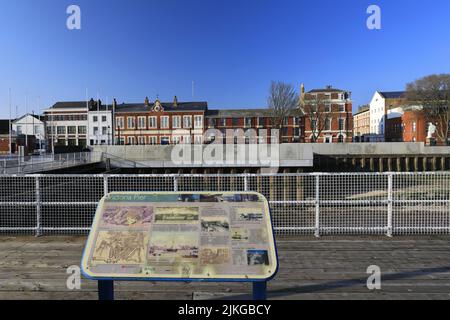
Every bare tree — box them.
[300,93,329,143]
[267,81,301,143]
[406,74,450,145]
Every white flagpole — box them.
[8,88,12,155]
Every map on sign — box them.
[81,192,278,281]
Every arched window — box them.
[338,134,344,143]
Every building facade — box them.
[353,105,370,142]
[87,99,114,146]
[12,114,46,151]
[43,102,88,149]
[302,86,353,143]
[368,91,407,142]
[0,120,12,154]
[114,97,207,145]
[385,107,427,143]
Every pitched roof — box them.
[307,88,347,93]
[379,91,406,99]
[115,102,208,113]
[50,102,88,109]
[206,109,301,118]
[0,120,11,134]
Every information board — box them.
[81,192,278,281]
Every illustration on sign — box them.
[81,192,278,281]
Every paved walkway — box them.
[1,236,450,300]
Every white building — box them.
[368,91,406,142]
[87,99,114,146]
[43,102,88,149]
[12,114,46,150]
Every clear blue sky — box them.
[1,0,450,118]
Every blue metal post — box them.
[253,282,267,300]
[98,280,114,300]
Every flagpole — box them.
[8,88,12,155]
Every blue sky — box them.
[1,0,450,118]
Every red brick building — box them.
[302,86,353,143]
[385,108,427,143]
[114,97,207,145]
[0,120,12,154]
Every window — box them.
[194,115,203,128]
[138,136,146,145]
[102,127,108,135]
[282,127,289,136]
[338,118,345,131]
[118,137,125,145]
[232,118,239,127]
[194,135,203,145]
[183,135,192,144]
[16,126,23,134]
[127,117,136,129]
[412,122,417,133]
[148,116,157,128]
[173,136,181,145]
[325,104,331,113]
[161,137,170,145]
[127,136,135,145]
[116,117,124,129]
[311,120,317,131]
[68,126,76,134]
[293,117,299,126]
[102,116,107,122]
[338,134,344,143]
[78,126,87,134]
[294,127,300,137]
[245,118,253,127]
[161,116,169,129]
[173,116,181,128]
[138,116,146,129]
[93,127,99,135]
[93,116,98,122]
[221,118,227,127]
[148,136,157,145]
[57,126,66,134]
[208,118,216,128]
[34,125,41,134]
[339,105,345,112]
[325,118,332,131]
[258,117,265,127]
[183,116,192,128]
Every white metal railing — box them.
[0,172,448,236]
[0,152,94,174]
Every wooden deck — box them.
[1,236,450,300]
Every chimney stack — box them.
[144,97,150,106]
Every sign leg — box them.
[98,280,114,300]
[253,282,267,300]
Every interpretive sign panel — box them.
[81,192,278,281]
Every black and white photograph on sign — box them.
[201,217,230,233]
[247,250,270,266]
[148,231,199,261]
[154,207,199,224]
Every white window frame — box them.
[127,136,135,145]
[173,116,181,129]
[137,116,146,129]
[183,115,192,129]
[148,136,157,145]
[116,117,125,129]
[127,116,136,129]
[148,116,157,129]
[161,116,170,129]
[138,136,146,145]
[194,115,203,129]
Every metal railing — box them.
[0,172,449,236]
[0,152,94,174]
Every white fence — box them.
[0,172,449,236]
[0,152,93,174]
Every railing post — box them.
[387,173,393,237]
[173,176,179,192]
[244,175,249,192]
[315,174,320,238]
[35,176,42,237]
[103,175,109,196]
